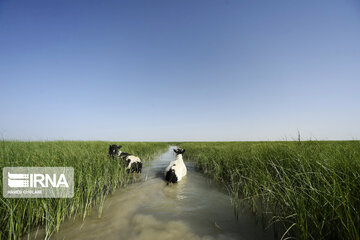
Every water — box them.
[30,146,274,240]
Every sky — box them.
[0,0,359,141]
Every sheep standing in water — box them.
[164,148,187,184]
[108,145,142,173]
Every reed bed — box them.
[179,141,360,240]
[0,141,168,239]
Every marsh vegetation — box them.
[0,141,168,239]
[179,141,360,240]
[1,141,359,240]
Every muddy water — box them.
[34,146,274,240]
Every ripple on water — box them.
[27,146,274,240]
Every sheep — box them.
[108,145,142,173]
[164,148,187,184]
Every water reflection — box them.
[27,146,274,240]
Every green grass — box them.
[0,141,168,239]
[178,141,360,240]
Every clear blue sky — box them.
[1,0,359,141]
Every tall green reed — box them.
[0,141,168,239]
[179,141,360,240]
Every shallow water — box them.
[30,146,274,240]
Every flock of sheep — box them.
[108,145,187,184]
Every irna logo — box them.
[3,167,74,198]
[7,172,69,188]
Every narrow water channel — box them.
[32,146,274,240]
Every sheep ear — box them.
[173,149,177,153]
[181,149,185,154]
[118,145,122,149]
